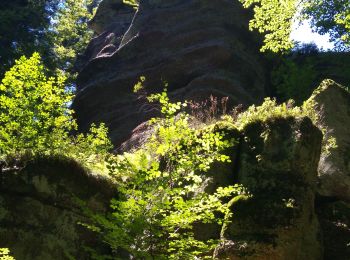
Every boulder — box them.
[215,117,323,259]
[0,156,116,260]
[73,0,268,149]
[310,80,350,201]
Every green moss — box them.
[230,98,315,131]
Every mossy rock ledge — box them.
[1,110,349,259]
[0,156,116,259]
[214,117,324,259]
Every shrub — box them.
[89,88,244,259]
[0,53,111,170]
[0,53,73,156]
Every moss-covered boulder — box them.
[215,117,323,259]
[0,156,116,260]
[309,80,350,201]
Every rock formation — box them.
[214,117,323,259]
[0,157,115,259]
[1,0,350,259]
[0,117,327,259]
[73,0,267,149]
[310,80,350,202]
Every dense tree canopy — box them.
[0,52,72,155]
[302,0,350,50]
[50,0,100,74]
[0,0,58,76]
[0,0,100,79]
[239,0,350,52]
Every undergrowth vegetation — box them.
[85,79,339,259]
[227,95,337,154]
[0,58,339,258]
[88,88,245,259]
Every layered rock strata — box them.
[73,0,267,148]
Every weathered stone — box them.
[0,156,116,260]
[215,117,323,259]
[310,80,350,201]
[73,0,268,149]
[75,0,135,71]
[202,121,241,195]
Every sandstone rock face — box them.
[214,117,323,259]
[73,0,267,148]
[310,80,350,201]
[0,157,115,260]
[75,0,135,71]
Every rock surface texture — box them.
[2,0,349,259]
[310,80,350,201]
[0,157,115,260]
[214,117,323,259]
[2,116,348,259]
[73,0,267,149]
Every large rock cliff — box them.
[1,1,350,259]
[73,0,267,149]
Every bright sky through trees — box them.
[291,20,335,50]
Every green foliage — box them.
[0,52,72,155]
[0,248,14,260]
[271,50,350,103]
[302,0,350,50]
[91,88,243,259]
[230,97,311,130]
[238,0,297,52]
[239,0,350,52]
[51,0,101,74]
[68,123,112,171]
[0,0,58,77]
[226,94,337,154]
[272,58,318,103]
[0,0,103,78]
[0,53,111,169]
